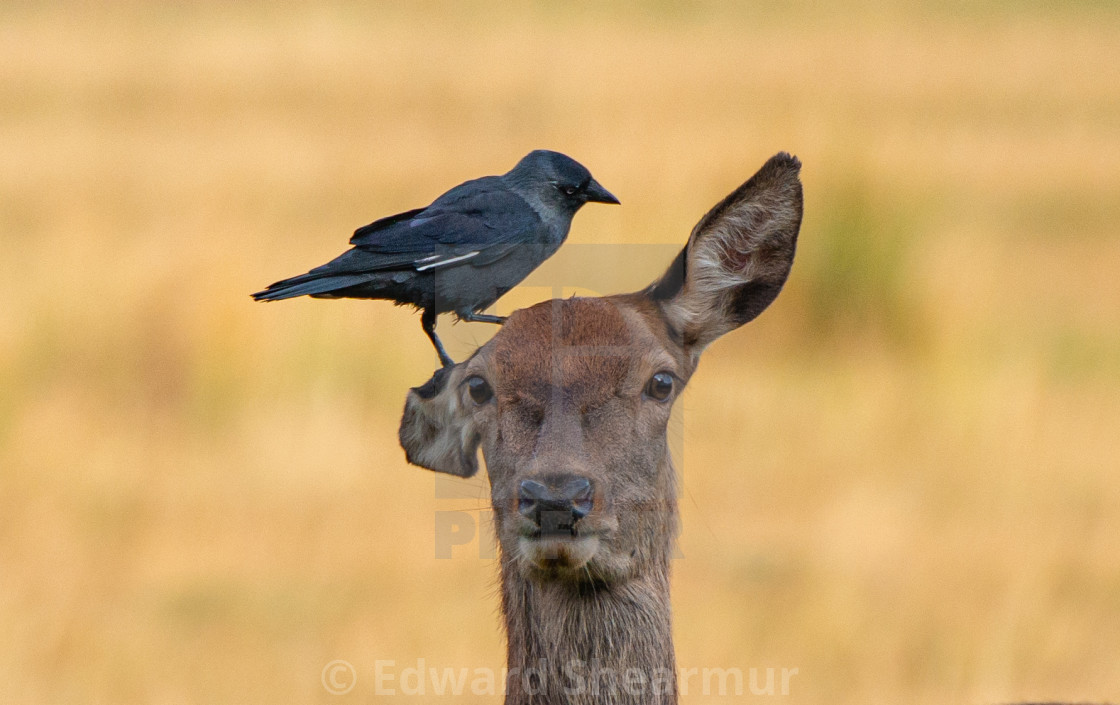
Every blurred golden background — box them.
[2,2,1118,703]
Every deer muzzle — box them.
[518,476,594,537]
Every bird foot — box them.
[461,312,507,325]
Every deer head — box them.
[399,153,802,588]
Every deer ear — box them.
[648,152,803,354]
[398,365,481,478]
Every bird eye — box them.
[564,186,577,196]
[645,372,674,401]
[466,376,493,405]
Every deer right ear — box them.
[398,365,482,478]
[648,152,803,356]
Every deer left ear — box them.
[648,152,803,355]
[399,365,482,478]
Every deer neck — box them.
[498,534,677,705]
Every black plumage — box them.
[252,150,618,366]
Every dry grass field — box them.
[2,2,1119,703]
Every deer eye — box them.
[466,376,493,405]
[645,372,674,401]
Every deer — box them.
[398,152,803,704]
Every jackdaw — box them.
[252,150,619,366]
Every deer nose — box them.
[518,476,594,535]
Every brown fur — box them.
[399,153,803,704]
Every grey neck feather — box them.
[501,175,578,238]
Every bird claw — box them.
[461,312,507,325]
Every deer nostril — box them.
[571,500,592,520]
[518,480,549,519]
[564,477,593,520]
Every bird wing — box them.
[253,177,555,301]
[348,178,543,256]
[298,183,541,278]
[349,207,428,243]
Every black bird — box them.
[252,150,619,366]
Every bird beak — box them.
[584,179,620,204]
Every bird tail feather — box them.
[251,272,375,301]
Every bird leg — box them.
[460,312,507,325]
[421,308,455,368]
